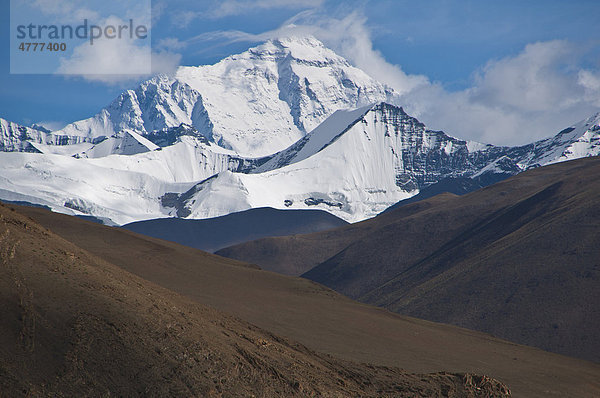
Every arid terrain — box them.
[0,202,512,396]
[11,196,600,397]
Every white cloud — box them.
[211,0,324,18]
[157,37,188,52]
[411,41,600,144]
[168,0,323,27]
[57,16,180,84]
[579,69,600,106]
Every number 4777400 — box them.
[18,42,67,52]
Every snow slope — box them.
[509,112,600,167]
[0,136,261,224]
[172,103,501,221]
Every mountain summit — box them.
[46,36,399,157]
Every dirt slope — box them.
[0,202,512,397]
[12,201,600,397]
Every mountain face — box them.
[168,103,506,221]
[0,36,599,225]
[54,75,213,147]
[43,36,399,158]
[174,36,400,156]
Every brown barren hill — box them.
[301,157,600,362]
[0,202,512,397]
[214,157,600,363]
[12,201,600,397]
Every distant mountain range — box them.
[1,36,599,225]
[122,207,347,253]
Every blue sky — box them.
[2,0,600,144]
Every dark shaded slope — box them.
[216,194,456,275]
[0,202,514,397]
[383,178,479,212]
[123,207,348,252]
[303,157,600,362]
[12,202,600,397]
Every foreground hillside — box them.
[13,203,600,397]
[0,202,512,396]
[219,157,600,363]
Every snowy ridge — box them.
[74,130,159,158]
[171,103,502,222]
[253,104,376,172]
[54,75,212,145]
[509,112,600,167]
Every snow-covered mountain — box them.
[39,36,399,157]
[1,36,599,224]
[53,75,212,147]
[0,118,77,152]
[508,112,600,167]
[166,103,507,221]
[175,36,399,156]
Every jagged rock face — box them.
[1,119,42,152]
[54,75,213,145]
[0,119,87,152]
[366,103,503,189]
[144,124,210,148]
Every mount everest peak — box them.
[39,35,399,158]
